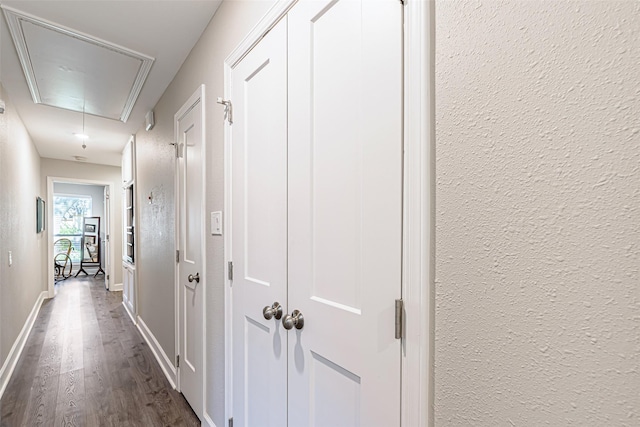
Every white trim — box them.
[225,0,297,69]
[0,291,47,400]
[136,316,177,389]
[129,135,140,319]
[200,87,211,426]
[110,282,123,292]
[122,300,137,325]
[47,176,117,299]
[174,84,207,420]
[222,0,434,425]
[202,413,217,427]
[402,0,434,426]
[223,59,234,425]
[1,5,154,122]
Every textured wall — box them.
[435,1,639,425]
[134,1,274,425]
[0,84,43,368]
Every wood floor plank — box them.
[23,290,66,426]
[0,299,53,426]
[0,276,200,426]
[54,368,86,426]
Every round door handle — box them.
[188,273,200,283]
[282,310,304,330]
[263,302,283,320]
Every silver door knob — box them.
[282,310,304,330]
[188,273,200,283]
[263,302,283,320]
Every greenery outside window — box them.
[53,195,92,263]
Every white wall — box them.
[435,1,640,425]
[41,158,123,285]
[0,83,43,369]
[133,1,274,425]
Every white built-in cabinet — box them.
[121,135,137,322]
[123,263,136,320]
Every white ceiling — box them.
[0,0,222,166]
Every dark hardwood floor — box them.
[0,276,200,426]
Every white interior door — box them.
[231,18,288,427]
[176,87,205,420]
[287,1,403,425]
[230,0,402,425]
[103,185,110,290]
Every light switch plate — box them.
[211,211,223,235]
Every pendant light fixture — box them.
[74,101,89,149]
[81,106,87,149]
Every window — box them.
[53,195,92,263]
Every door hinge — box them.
[176,250,180,263]
[217,97,233,124]
[229,417,233,427]
[176,355,180,368]
[106,234,110,241]
[228,261,233,281]
[395,299,404,339]
[170,142,184,158]
[106,274,110,280]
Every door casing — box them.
[104,185,111,290]
[223,0,434,425]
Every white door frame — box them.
[104,186,111,290]
[46,176,116,298]
[174,84,208,417]
[223,0,434,425]
[401,1,434,425]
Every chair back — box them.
[54,238,73,256]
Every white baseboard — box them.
[110,282,123,292]
[0,291,48,400]
[136,316,177,389]
[122,301,137,325]
[203,412,217,427]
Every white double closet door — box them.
[231,1,403,425]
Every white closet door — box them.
[231,18,289,427]
[287,0,403,426]
[177,89,205,419]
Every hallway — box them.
[0,277,199,426]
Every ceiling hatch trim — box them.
[1,5,155,122]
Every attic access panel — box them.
[2,6,154,122]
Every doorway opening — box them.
[47,177,116,298]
